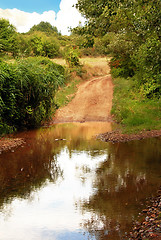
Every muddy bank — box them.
[0,138,25,153]
[126,188,161,239]
[97,129,161,143]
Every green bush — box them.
[94,33,114,55]
[31,35,60,58]
[0,19,18,56]
[110,56,135,78]
[133,37,161,98]
[64,48,80,68]
[0,57,66,134]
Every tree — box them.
[75,0,119,36]
[0,19,18,55]
[29,32,60,58]
[75,0,161,97]
[28,21,60,36]
[76,0,161,38]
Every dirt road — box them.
[53,74,113,123]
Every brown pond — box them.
[0,122,161,240]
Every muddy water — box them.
[0,122,161,240]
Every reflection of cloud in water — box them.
[0,123,160,240]
[0,132,108,239]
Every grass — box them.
[54,77,80,108]
[111,77,161,133]
[52,56,111,76]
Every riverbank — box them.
[111,77,161,134]
[1,127,161,153]
[97,129,161,143]
[0,137,25,153]
[126,188,161,239]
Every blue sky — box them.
[0,0,61,13]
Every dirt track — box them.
[53,74,113,123]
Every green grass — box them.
[54,78,81,108]
[111,77,161,133]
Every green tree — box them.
[28,21,59,36]
[0,19,18,56]
[64,47,80,68]
[29,32,60,58]
[75,0,161,97]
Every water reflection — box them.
[80,138,161,239]
[0,122,160,240]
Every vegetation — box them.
[0,19,18,57]
[55,78,80,108]
[111,77,161,133]
[75,0,161,97]
[28,21,60,36]
[0,19,62,59]
[64,47,81,68]
[1,0,161,135]
[74,0,161,132]
[0,57,65,134]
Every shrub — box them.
[133,37,161,98]
[64,48,80,68]
[0,57,66,134]
[110,56,135,78]
[28,33,60,58]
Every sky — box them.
[0,0,85,35]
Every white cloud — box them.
[0,8,56,33]
[56,0,85,35]
[0,0,85,35]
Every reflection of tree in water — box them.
[0,136,64,213]
[80,138,161,240]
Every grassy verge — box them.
[111,77,161,133]
[54,77,81,108]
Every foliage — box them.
[14,34,31,57]
[0,57,66,134]
[0,20,62,59]
[76,0,161,38]
[75,0,161,98]
[28,21,59,36]
[55,78,80,108]
[133,37,161,98]
[80,47,98,57]
[63,47,81,68]
[28,32,61,58]
[111,77,161,133]
[0,19,18,56]
[70,32,94,49]
[94,34,111,55]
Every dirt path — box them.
[53,74,113,123]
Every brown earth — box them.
[126,188,161,240]
[97,130,161,143]
[53,74,113,123]
[0,138,25,153]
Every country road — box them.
[53,74,113,122]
